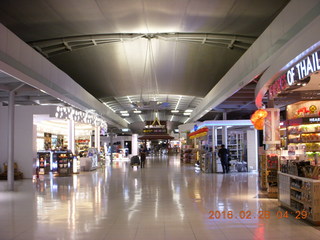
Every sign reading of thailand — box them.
[269,50,320,99]
[287,51,320,85]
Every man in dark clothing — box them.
[140,149,146,168]
[218,144,229,173]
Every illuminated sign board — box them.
[269,50,320,99]
[287,50,320,86]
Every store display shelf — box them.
[291,186,303,192]
[291,196,305,205]
[280,172,320,182]
[279,172,320,225]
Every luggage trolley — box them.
[130,155,140,168]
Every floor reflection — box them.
[0,154,319,240]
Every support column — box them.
[222,112,228,148]
[7,90,15,191]
[68,119,75,153]
[212,126,216,151]
[109,133,114,163]
[222,127,228,148]
[94,126,100,150]
[132,134,138,156]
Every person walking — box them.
[218,144,230,173]
[140,149,146,168]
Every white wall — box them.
[0,107,8,173]
[0,105,54,178]
[247,129,258,171]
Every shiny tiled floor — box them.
[1,155,320,240]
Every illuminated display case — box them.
[37,151,51,174]
[278,102,320,225]
[52,151,73,176]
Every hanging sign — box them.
[188,127,209,139]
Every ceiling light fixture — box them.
[170,115,174,121]
[133,110,142,114]
[185,109,193,113]
[184,118,190,124]
[127,96,133,103]
[120,110,128,114]
[171,110,179,113]
[104,103,116,112]
[124,119,131,124]
[139,115,144,122]
[175,96,182,110]
[121,113,130,117]
[183,112,191,116]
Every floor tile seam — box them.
[188,221,203,240]
[11,227,30,240]
[214,219,239,240]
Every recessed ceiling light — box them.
[133,110,142,114]
[120,110,128,114]
[171,110,179,113]
[121,113,130,116]
[185,109,193,113]
[183,112,191,116]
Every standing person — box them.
[218,144,230,173]
[140,149,146,168]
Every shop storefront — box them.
[258,46,320,224]
[179,120,258,174]
[0,105,107,179]
[35,106,107,176]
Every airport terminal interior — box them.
[1,1,320,239]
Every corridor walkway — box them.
[1,155,320,240]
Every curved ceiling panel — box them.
[0,0,290,127]
[47,37,246,98]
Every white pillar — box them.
[212,126,216,151]
[68,119,75,153]
[95,126,100,150]
[222,126,228,148]
[7,90,15,191]
[222,112,228,148]
[247,129,258,171]
[132,134,138,155]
